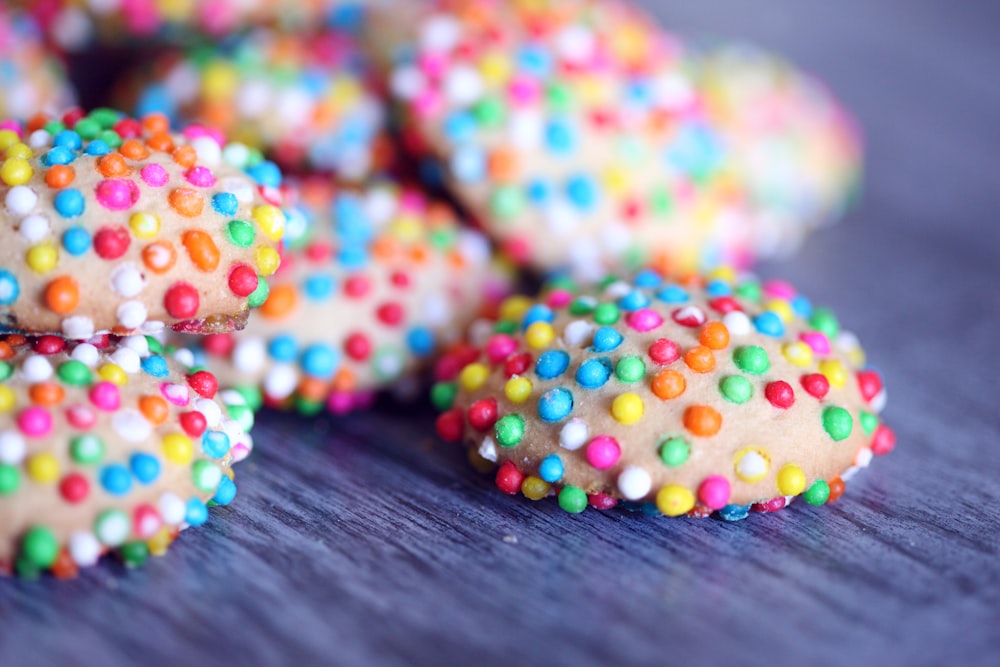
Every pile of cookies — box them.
[0,0,891,578]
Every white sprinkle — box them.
[389,65,426,101]
[62,315,94,340]
[264,364,298,400]
[420,14,462,52]
[120,334,149,357]
[478,436,497,462]
[190,135,221,167]
[736,450,769,481]
[723,311,752,336]
[173,347,195,369]
[112,408,152,443]
[18,214,49,243]
[96,512,130,547]
[559,419,589,450]
[0,431,26,465]
[443,65,484,106]
[617,466,652,500]
[109,262,145,297]
[193,397,222,427]
[71,343,99,367]
[420,294,451,327]
[21,355,53,382]
[159,492,186,525]
[6,186,38,215]
[233,337,267,374]
[28,129,53,149]
[556,24,595,63]
[140,319,165,334]
[110,347,141,373]
[563,320,594,347]
[68,531,101,567]
[508,110,543,149]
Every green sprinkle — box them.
[226,220,256,247]
[57,360,92,386]
[430,382,458,411]
[593,302,620,325]
[719,375,753,404]
[490,186,525,220]
[473,96,505,127]
[568,297,595,316]
[74,118,101,140]
[98,129,122,149]
[0,361,11,382]
[659,437,690,467]
[293,395,324,417]
[89,107,121,129]
[615,356,646,383]
[247,279,269,309]
[44,120,66,136]
[545,82,572,111]
[70,434,105,465]
[823,406,854,441]
[119,541,150,568]
[226,403,255,432]
[803,480,831,506]
[734,280,762,303]
[650,187,672,217]
[233,385,263,413]
[494,414,525,448]
[191,460,222,493]
[145,335,163,355]
[0,464,20,495]
[21,526,59,568]
[733,345,770,375]
[558,485,588,514]
[493,320,517,335]
[859,411,878,435]
[809,307,840,337]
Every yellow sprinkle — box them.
[466,447,495,474]
[524,322,555,349]
[504,376,533,403]
[202,60,239,101]
[255,246,280,276]
[611,392,644,425]
[521,476,550,501]
[764,300,794,323]
[0,130,19,151]
[819,359,848,389]
[705,265,736,283]
[0,386,16,412]
[734,447,771,483]
[478,52,512,86]
[162,433,194,465]
[129,212,161,239]
[26,453,59,484]
[499,295,532,323]
[25,243,58,274]
[157,0,195,21]
[458,363,489,392]
[656,484,695,517]
[252,205,286,241]
[602,166,629,195]
[146,527,174,557]
[782,342,814,368]
[98,363,128,386]
[0,157,33,185]
[777,463,807,496]
[5,143,32,160]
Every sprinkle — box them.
[610,392,644,424]
[656,485,695,517]
[776,464,807,496]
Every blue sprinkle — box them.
[706,280,732,297]
[83,139,110,156]
[337,244,368,269]
[538,387,574,423]
[656,285,690,304]
[754,311,785,337]
[61,225,91,255]
[303,274,335,301]
[443,111,476,143]
[185,498,209,526]
[326,2,364,30]
[590,326,624,353]
[130,453,161,484]
[136,85,177,119]
[521,304,554,329]
[633,270,663,288]
[246,160,282,187]
[140,355,169,378]
[575,357,612,389]
[333,194,373,244]
[517,46,552,76]
[53,129,82,151]
[100,464,132,496]
[212,475,237,506]
[268,335,298,362]
[406,327,435,357]
[545,118,577,154]
[450,145,486,183]
[43,146,75,166]
[718,503,751,522]
[211,192,239,216]
[566,174,599,210]
[201,430,231,459]
[53,188,85,218]
[791,295,813,318]
[301,343,338,379]
[526,178,551,204]
[0,270,20,306]
[539,454,564,483]
[617,290,650,312]
[535,350,570,380]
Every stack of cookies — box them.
[0,0,891,578]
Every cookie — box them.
[432,268,893,518]
[0,108,287,339]
[183,177,511,415]
[0,332,254,577]
[0,8,77,118]
[381,0,861,280]
[117,24,391,180]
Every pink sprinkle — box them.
[17,406,52,437]
[121,0,161,34]
[508,76,541,106]
[485,334,517,364]
[258,184,283,207]
[585,435,621,470]
[799,331,831,356]
[183,124,224,145]
[95,179,139,211]
[763,279,797,300]
[0,120,22,134]
[159,382,190,406]
[417,52,447,78]
[413,90,444,118]
[587,492,618,510]
[231,442,251,463]
[625,308,664,332]
[132,504,162,539]
[697,475,731,510]
[65,404,97,430]
[545,289,573,309]
[89,381,121,411]
[140,164,168,187]
[399,189,425,212]
[185,166,216,188]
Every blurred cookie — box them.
[0,108,287,338]
[0,8,76,118]
[433,268,893,518]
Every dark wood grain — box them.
[3,1,1000,665]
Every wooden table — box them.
[3,1,999,665]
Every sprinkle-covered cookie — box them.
[184,177,511,415]
[0,8,77,118]
[118,22,390,179]
[382,0,860,280]
[432,268,893,518]
[0,108,287,339]
[0,332,254,577]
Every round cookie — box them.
[184,177,512,415]
[0,332,254,577]
[0,108,287,339]
[432,268,893,518]
[382,0,861,281]
[0,8,77,118]
[117,25,390,179]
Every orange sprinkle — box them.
[138,395,169,425]
[97,153,128,178]
[146,132,174,153]
[44,164,75,189]
[297,377,328,402]
[26,113,48,133]
[651,368,686,400]
[44,275,79,314]
[260,284,298,319]
[168,188,204,217]
[699,321,730,350]
[142,113,169,135]
[487,148,518,181]
[371,237,400,261]
[332,367,356,393]
[142,240,177,274]
[0,342,12,360]
[29,382,65,406]
[201,102,236,132]
[119,139,150,161]
[827,476,846,503]
[447,249,468,269]
[182,230,220,271]
[683,345,715,373]
[172,145,197,168]
[683,405,722,437]
[4,334,26,348]
[408,245,430,264]
[50,549,79,580]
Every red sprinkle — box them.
[227,264,259,297]
[871,424,896,456]
[503,353,532,378]
[801,373,830,399]
[751,497,787,513]
[648,338,681,365]
[32,335,66,355]
[588,492,618,510]
[186,370,218,398]
[344,333,372,361]
[495,461,524,495]
[202,333,235,357]
[435,408,464,443]
[163,282,200,319]
[376,302,404,326]
[856,370,883,403]
[344,275,370,298]
[467,398,498,432]
[764,381,795,409]
[179,410,207,437]
[93,226,131,260]
[59,473,89,503]
[708,296,742,314]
